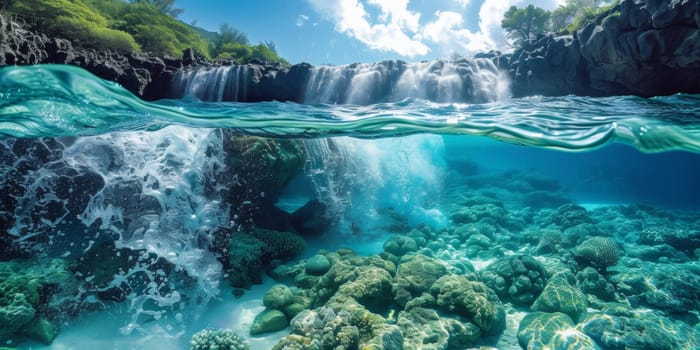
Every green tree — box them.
[501,5,551,45]
[131,0,182,18]
[117,2,209,56]
[218,23,249,46]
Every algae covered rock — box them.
[531,272,588,321]
[263,284,295,309]
[392,254,448,307]
[250,309,288,335]
[430,274,505,336]
[189,329,249,350]
[579,312,696,350]
[383,235,418,257]
[228,228,306,289]
[304,254,331,276]
[479,255,547,306]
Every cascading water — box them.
[170,65,249,101]
[302,58,511,235]
[304,58,510,104]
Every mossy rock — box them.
[19,317,56,345]
[263,285,295,309]
[430,274,505,335]
[250,309,289,335]
[392,254,448,307]
[383,235,418,256]
[305,255,331,276]
[479,255,547,306]
[531,272,588,321]
[579,312,695,350]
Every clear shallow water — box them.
[2,65,700,152]
[2,64,700,349]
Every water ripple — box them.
[1,65,699,153]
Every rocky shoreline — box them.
[2,0,699,101]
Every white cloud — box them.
[305,0,429,57]
[305,0,563,59]
[296,14,310,27]
[421,11,494,53]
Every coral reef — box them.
[574,236,620,269]
[189,329,250,350]
[479,255,548,306]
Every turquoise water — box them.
[1,65,699,349]
[2,65,700,152]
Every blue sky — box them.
[177,0,563,65]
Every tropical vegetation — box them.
[502,0,620,46]
[1,0,288,64]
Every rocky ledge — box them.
[1,0,699,100]
[509,0,700,97]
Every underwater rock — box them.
[638,226,700,254]
[517,312,577,349]
[273,303,401,350]
[397,307,450,350]
[430,274,506,336]
[263,284,295,309]
[575,267,617,302]
[479,255,548,306]
[397,307,482,350]
[579,312,696,350]
[531,272,588,321]
[19,317,56,345]
[227,228,306,289]
[290,199,332,236]
[551,204,592,230]
[392,254,448,307]
[612,262,700,313]
[383,235,419,257]
[222,134,305,231]
[304,255,331,276]
[0,259,77,345]
[574,236,620,269]
[189,329,250,350]
[250,309,289,335]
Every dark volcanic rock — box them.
[0,14,180,100]
[507,0,700,97]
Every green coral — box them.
[250,309,288,335]
[479,255,547,306]
[0,259,74,345]
[575,236,620,269]
[383,235,418,257]
[228,228,306,289]
[392,254,448,307]
[531,272,588,321]
[189,329,250,350]
[304,255,332,276]
[429,274,505,335]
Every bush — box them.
[7,0,139,52]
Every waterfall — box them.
[301,58,511,235]
[170,65,248,101]
[304,58,511,104]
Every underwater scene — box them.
[2,0,700,349]
[2,61,700,350]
